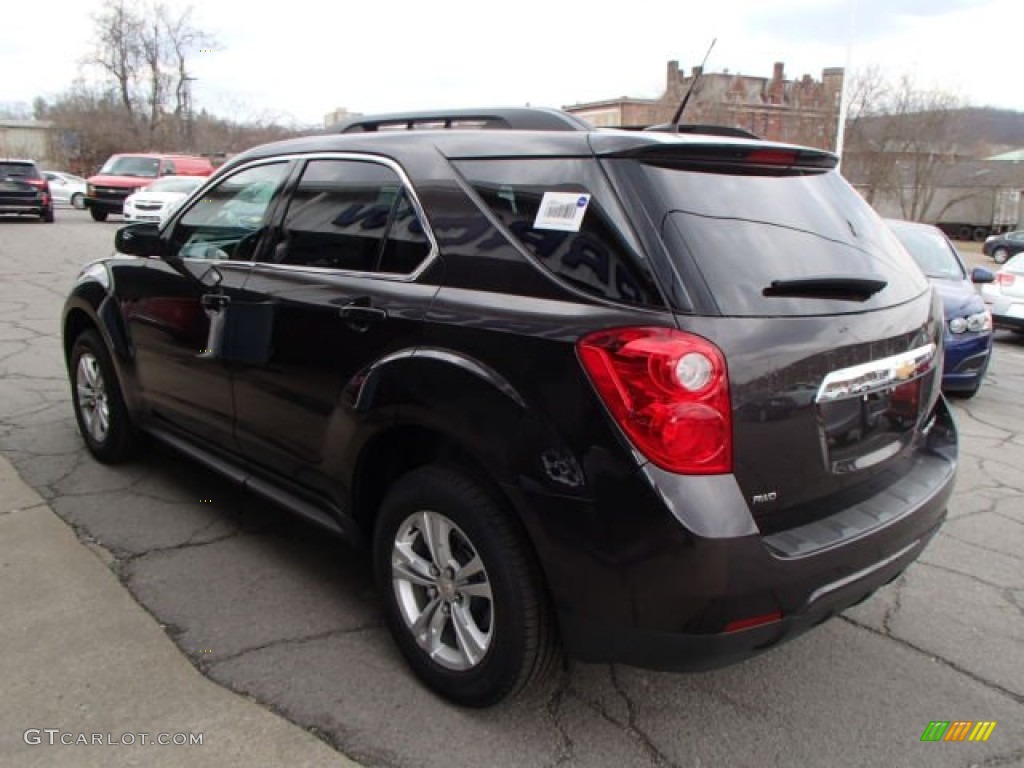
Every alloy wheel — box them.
[76,353,110,444]
[391,509,494,671]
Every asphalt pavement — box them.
[0,209,1022,768]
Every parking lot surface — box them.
[1,210,1022,767]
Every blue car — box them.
[887,219,995,397]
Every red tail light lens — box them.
[997,273,1016,287]
[25,179,49,204]
[577,327,732,474]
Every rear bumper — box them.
[990,307,1024,331]
[519,397,957,671]
[0,198,47,214]
[560,527,935,671]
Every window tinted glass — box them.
[627,161,928,316]
[170,162,289,262]
[271,159,430,273]
[100,156,161,178]
[0,162,40,178]
[455,158,663,307]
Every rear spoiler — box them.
[614,143,839,173]
[618,123,763,140]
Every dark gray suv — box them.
[62,109,957,706]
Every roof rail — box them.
[327,107,593,133]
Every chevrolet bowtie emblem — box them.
[894,359,916,382]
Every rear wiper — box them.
[763,275,887,302]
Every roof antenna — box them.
[671,38,717,132]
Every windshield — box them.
[888,222,965,280]
[99,156,161,178]
[145,176,203,194]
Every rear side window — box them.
[454,158,663,307]
[271,159,431,274]
[616,159,929,316]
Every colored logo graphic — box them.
[920,721,997,742]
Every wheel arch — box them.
[352,424,521,544]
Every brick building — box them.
[564,61,844,151]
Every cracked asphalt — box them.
[2,209,1022,767]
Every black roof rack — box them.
[328,107,594,133]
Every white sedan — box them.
[43,171,88,209]
[980,253,1024,334]
[123,176,206,224]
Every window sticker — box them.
[533,192,591,232]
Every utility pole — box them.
[182,76,198,150]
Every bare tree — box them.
[842,70,969,222]
[89,0,142,127]
[86,0,216,149]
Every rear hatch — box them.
[0,161,45,206]
[600,139,943,530]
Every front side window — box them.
[269,159,431,273]
[169,162,290,262]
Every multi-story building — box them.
[564,61,844,151]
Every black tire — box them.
[71,193,85,210]
[946,384,980,400]
[69,329,138,463]
[374,465,559,707]
[993,247,1008,265]
[90,208,108,222]
[41,207,54,223]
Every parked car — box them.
[43,171,88,209]
[980,253,1024,333]
[85,153,214,222]
[0,159,53,222]
[62,108,958,707]
[887,219,994,397]
[123,175,206,224]
[982,230,1024,264]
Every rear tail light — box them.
[25,179,49,204]
[997,273,1016,287]
[577,327,732,474]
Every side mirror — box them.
[971,266,995,284]
[115,222,166,257]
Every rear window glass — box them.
[454,158,664,307]
[620,160,928,316]
[0,162,40,178]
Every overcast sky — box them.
[3,0,1021,126]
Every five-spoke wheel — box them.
[375,465,559,707]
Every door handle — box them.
[339,298,387,328]
[201,293,231,312]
